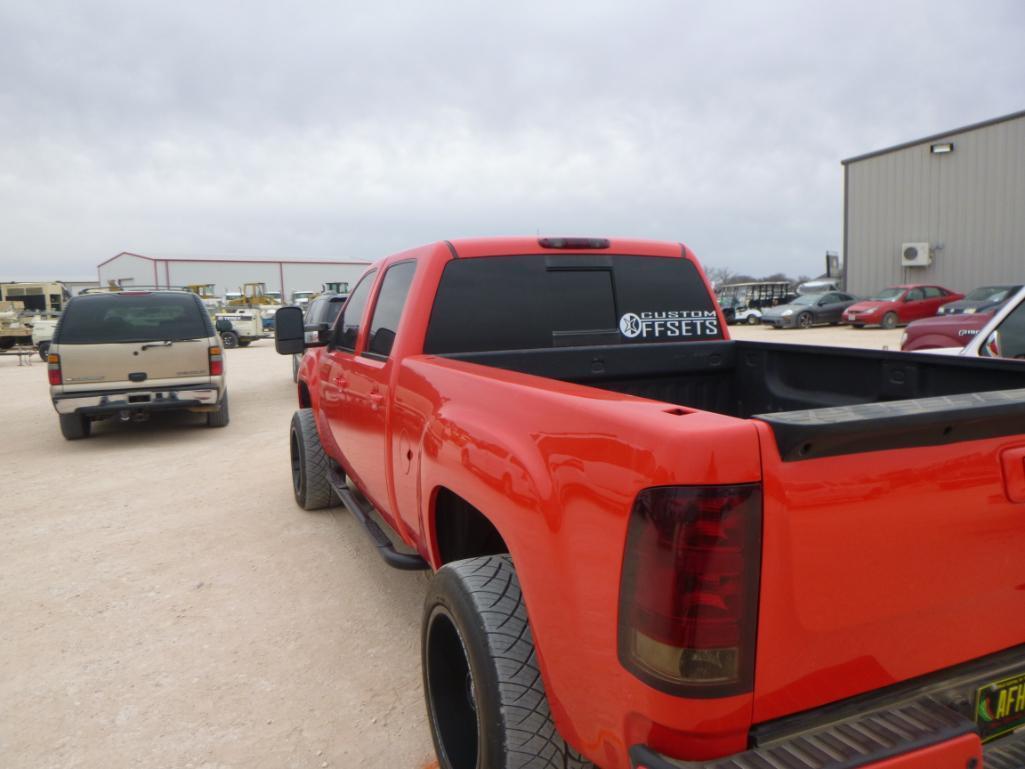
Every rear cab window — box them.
[424,254,721,354]
[366,261,417,357]
[55,293,212,344]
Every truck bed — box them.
[442,339,1025,459]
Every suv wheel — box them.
[207,391,230,427]
[59,413,91,440]
[423,555,593,769]
[221,331,239,349]
[289,408,340,510]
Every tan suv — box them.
[47,289,228,440]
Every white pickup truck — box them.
[213,310,272,349]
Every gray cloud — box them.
[1,0,1022,280]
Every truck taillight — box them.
[618,484,762,697]
[209,346,223,376]
[47,353,62,385]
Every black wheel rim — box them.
[290,427,302,496]
[426,608,479,769]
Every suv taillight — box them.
[209,346,223,376]
[47,353,62,385]
[618,484,762,697]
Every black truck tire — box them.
[59,413,91,440]
[221,330,239,349]
[207,391,230,427]
[38,341,51,361]
[289,408,340,510]
[422,555,593,769]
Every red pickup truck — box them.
[274,237,1025,769]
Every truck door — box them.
[321,269,376,481]
[323,262,417,517]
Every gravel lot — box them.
[0,324,902,769]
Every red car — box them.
[900,312,993,351]
[845,284,964,328]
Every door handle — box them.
[1001,447,1025,503]
[334,375,348,388]
[369,392,385,411]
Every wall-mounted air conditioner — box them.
[900,242,932,267]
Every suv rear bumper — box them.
[53,385,220,415]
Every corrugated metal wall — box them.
[844,114,1025,296]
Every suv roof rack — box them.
[79,285,194,295]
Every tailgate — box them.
[751,390,1025,723]
[58,340,211,389]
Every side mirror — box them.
[304,322,332,346]
[215,318,233,333]
[274,306,305,355]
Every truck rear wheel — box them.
[59,413,91,440]
[221,330,239,349]
[423,555,592,769]
[289,408,340,510]
[38,341,51,360]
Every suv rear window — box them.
[55,293,211,344]
[424,254,721,354]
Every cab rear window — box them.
[55,294,211,344]
[423,254,721,354]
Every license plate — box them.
[975,672,1025,742]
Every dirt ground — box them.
[0,324,902,769]
[0,346,436,769]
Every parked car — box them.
[900,285,1021,351]
[47,289,228,439]
[909,285,1025,360]
[900,312,991,351]
[936,284,1021,315]
[760,291,858,328]
[796,278,840,294]
[30,314,59,359]
[276,236,1025,769]
[291,292,347,381]
[844,284,963,328]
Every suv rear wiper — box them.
[141,340,175,351]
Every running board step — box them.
[327,467,429,571]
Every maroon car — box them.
[844,284,964,328]
[900,312,992,351]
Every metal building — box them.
[842,109,1025,296]
[97,252,371,301]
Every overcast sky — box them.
[1,1,1022,281]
